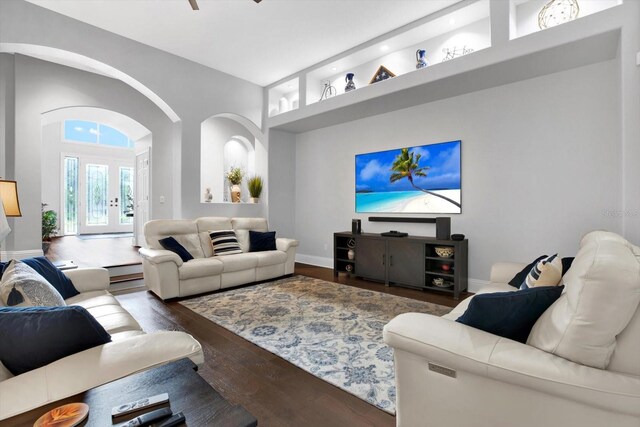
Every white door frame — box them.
[133,147,152,247]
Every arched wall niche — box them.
[200,114,267,204]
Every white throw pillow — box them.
[173,234,204,259]
[527,231,640,368]
[521,254,562,289]
[234,229,250,253]
[0,260,66,307]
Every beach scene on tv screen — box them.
[355,140,461,214]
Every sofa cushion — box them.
[235,229,250,253]
[231,217,268,232]
[528,231,640,369]
[457,286,564,343]
[443,282,517,321]
[249,230,277,252]
[0,260,66,307]
[178,258,224,280]
[159,236,194,262]
[254,250,288,267]
[65,290,120,309]
[0,306,111,375]
[521,254,562,289]
[196,217,233,234]
[217,253,259,273]
[210,230,242,256]
[21,257,79,299]
[80,304,141,335]
[144,219,199,250]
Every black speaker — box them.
[352,219,362,234]
[436,217,451,240]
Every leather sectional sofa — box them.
[0,267,203,421]
[139,217,298,300]
[384,231,640,427]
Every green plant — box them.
[247,175,264,198]
[225,167,244,186]
[42,203,59,242]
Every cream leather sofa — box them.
[384,231,640,427]
[0,267,203,421]
[139,217,298,300]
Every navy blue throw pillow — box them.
[561,257,574,275]
[456,286,564,343]
[0,306,111,375]
[249,230,276,252]
[21,257,79,299]
[158,237,194,262]
[507,255,548,288]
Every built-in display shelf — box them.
[265,1,623,134]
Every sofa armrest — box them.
[0,331,203,420]
[276,237,299,252]
[63,268,110,293]
[139,247,183,267]
[384,313,640,417]
[489,262,527,284]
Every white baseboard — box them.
[0,249,44,262]
[296,253,333,269]
[468,278,490,294]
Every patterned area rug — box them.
[179,275,451,414]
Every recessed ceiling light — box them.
[331,66,337,72]
[380,45,389,51]
[449,18,456,25]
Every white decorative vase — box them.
[347,249,355,260]
[249,197,260,204]
[231,185,241,203]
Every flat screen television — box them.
[355,140,461,214]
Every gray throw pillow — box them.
[0,260,66,307]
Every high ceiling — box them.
[26,0,459,87]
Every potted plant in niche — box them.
[226,167,245,203]
[247,175,263,203]
[41,203,59,253]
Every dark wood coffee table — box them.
[1,358,257,427]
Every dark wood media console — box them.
[334,232,468,299]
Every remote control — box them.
[152,412,186,427]
[112,393,169,418]
[122,407,173,427]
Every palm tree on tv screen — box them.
[390,148,461,208]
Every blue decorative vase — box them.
[416,49,428,69]
[345,73,356,92]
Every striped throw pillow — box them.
[209,230,243,256]
[521,254,562,289]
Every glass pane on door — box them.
[86,164,108,226]
[120,167,134,225]
[63,157,79,235]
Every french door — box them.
[64,155,134,234]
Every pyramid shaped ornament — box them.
[538,0,580,29]
[369,65,396,85]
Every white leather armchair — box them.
[384,239,640,427]
[0,267,203,420]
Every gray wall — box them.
[268,129,297,240]
[0,0,264,253]
[9,55,175,252]
[293,59,622,288]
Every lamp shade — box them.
[0,180,22,217]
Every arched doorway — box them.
[41,107,152,246]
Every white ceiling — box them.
[26,0,459,87]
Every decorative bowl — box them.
[435,246,455,258]
[433,279,454,288]
[432,278,445,287]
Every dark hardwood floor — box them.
[116,264,470,427]
[46,235,141,268]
